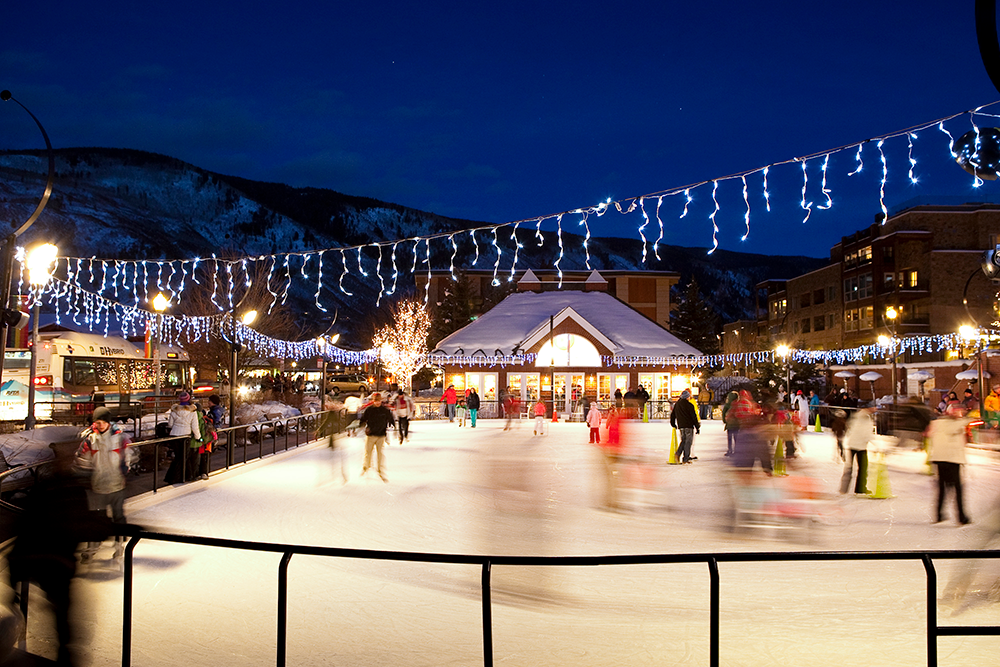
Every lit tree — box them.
[372,299,431,390]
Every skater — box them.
[721,391,739,456]
[439,384,458,422]
[840,406,873,494]
[793,390,810,431]
[669,389,700,463]
[457,397,467,427]
[533,398,547,435]
[360,393,394,482]
[393,389,415,443]
[830,409,847,461]
[8,438,114,666]
[77,406,132,562]
[466,386,480,428]
[927,404,971,524]
[163,391,201,485]
[587,402,602,443]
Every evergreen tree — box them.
[669,278,721,355]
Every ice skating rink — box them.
[14,418,1000,666]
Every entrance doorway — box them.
[552,373,585,416]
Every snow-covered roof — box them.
[434,291,701,357]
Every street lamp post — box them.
[151,292,169,404]
[24,243,57,430]
[229,309,258,425]
[960,324,985,406]
[885,306,899,409]
[316,332,339,403]
[775,344,791,400]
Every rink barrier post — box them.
[708,558,719,667]
[278,552,293,667]
[481,561,493,667]
[922,555,937,667]
[121,536,141,667]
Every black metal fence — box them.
[110,535,1000,667]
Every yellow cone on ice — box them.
[773,437,787,476]
[868,453,894,499]
[668,427,680,464]
[814,415,822,432]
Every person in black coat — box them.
[466,387,481,428]
[670,389,701,463]
[359,393,395,481]
[9,440,114,666]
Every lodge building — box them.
[429,269,702,418]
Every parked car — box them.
[326,374,368,396]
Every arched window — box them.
[535,334,602,367]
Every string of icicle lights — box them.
[43,103,1000,306]
[30,277,378,364]
[427,332,985,369]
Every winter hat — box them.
[92,406,112,423]
[177,391,191,405]
[680,389,691,400]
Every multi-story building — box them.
[422,268,681,331]
[722,202,1000,399]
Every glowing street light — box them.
[774,344,791,399]
[25,243,58,429]
[151,292,170,400]
[884,306,899,408]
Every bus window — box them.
[163,363,183,388]
[3,351,30,372]
[67,359,118,388]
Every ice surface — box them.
[11,419,1000,666]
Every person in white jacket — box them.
[163,391,201,484]
[587,403,602,444]
[927,404,971,525]
[840,407,874,494]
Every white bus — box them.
[0,331,193,421]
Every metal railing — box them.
[108,535,1000,667]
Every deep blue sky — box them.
[3,1,1000,258]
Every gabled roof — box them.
[434,291,701,358]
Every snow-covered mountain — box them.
[0,148,824,339]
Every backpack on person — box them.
[195,409,218,453]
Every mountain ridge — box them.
[0,147,825,339]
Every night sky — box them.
[3,1,1000,258]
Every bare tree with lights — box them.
[372,299,431,391]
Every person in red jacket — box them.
[439,384,458,422]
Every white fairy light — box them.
[800,159,813,224]
[877,139,889,222]
[448,235,457,281]
[818,154,832,210]
[315,250,327,312]
[653,196,664,259]
[680,188,692,218]
[356,246,367,277]
[907,133,918,184]
[491,227,502,286]
[535,217,544,247]
[579,213,592,269]
[848,142,864,176]
[388,242,399,295]
[374,244,385,307]
[638,197,649,264]
[762,166,771,212]
[740,175,750,241]
[470,229,480,266]
[509,222,522,281]
[708,180,720,255]
[555,213,565,287]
